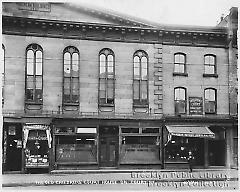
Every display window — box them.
[24,129,50,168]
[120,127,161,164]
[56,135,97,163]
[165,136,204,165]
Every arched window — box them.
[26,44,43,103]
[174,87,186,114]
[63,46,79,104]
[2,44,5,104]
[204,88,217,114]
[204,54,216,74]
[99,48,115,105]
[174,53,186,73]
[133,50,148,105]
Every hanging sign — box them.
[189,97,203,115]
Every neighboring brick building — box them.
[1,2,238,173]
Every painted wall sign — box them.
[189,97,203,115]
[18,2,51,12]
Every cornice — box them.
[3,16,228,47]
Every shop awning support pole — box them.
[161,119,165,169]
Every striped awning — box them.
[166,125,215,138]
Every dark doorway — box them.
[99,126,119,167]
[208,140,225,166]
[5,124,22,171]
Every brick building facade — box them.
[1,2,238,173]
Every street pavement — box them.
[1,168,239,191]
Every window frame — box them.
[204,88,217,114]
[174,87,187,114]
[173,53,187,75]
[133,50,149,107]
[203,54,217,76]
[63,46,80,105]
[98,48,115,106]
[2,44,5,104]
[25,44,43,104]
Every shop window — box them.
[2,45,5,104]
[142,128,159,133]
[174,53,186,74]
[56,135,97,163]
[203,54,217,76]
[204,88,217,114]
[63,46,79,104]
[165,136,204,165]
[174,87,187,114]
[25,44,43,104]
[133,50,148,106]
[99,48,115,106]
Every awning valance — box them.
[166,125,215,138]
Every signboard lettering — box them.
[18,2,51,12]
[189,97,203,115]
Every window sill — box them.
[133,104,149,108]
[25,101,43,105]
[173,72,188,77]
[203,74,218,78]
[99,103,114,107]
[63,102,79,106]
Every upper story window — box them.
[204,88,217,114]
[174,53,186,74]
[204,54,216,75]
[174,87,186,114]
[63,46,79,104]
[26,44,43,103]
[133,50,148,106]
[1,45,5,104]
[99,48,115,105]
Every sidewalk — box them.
[2,169,239,188]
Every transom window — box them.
[63,46,79,104]
[204,55,216,74]
[204,88,216,114]
[174,53,186,73]
[25,44,43,103]
[99,48,115,105]
[174,87,186,114]
[133,50,148,105]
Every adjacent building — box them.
[1,2,238,173]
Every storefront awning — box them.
[166,125,215,138]
[22,117,52,125]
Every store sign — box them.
[77,128,97,134]
[189,97,203,115]
[18,2,51,12]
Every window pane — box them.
[35,76,42,89]
[175,100,186,114]
[209,56,215,64]
[72,78,79,102]
[107,79,114,99]
[205,89,215,101]
[26,89,34,100]
[99,78,106,99]
[64,78,70,91]
[2,46,5,75]
[64,78,70,103]
[175,88,185,100]
[175,54,185,64]
[133,80,140,100]
[141,57,148,80]
[35,89,43,102]
[205,65,215,74]
[36,51,42,75]
[205,101,216,113]
[100,54,106,78]
[26,76,34,88]
[107,55,114,78]
[64,52,71,77]
[72,53,79,77]
[27,50,34,75]
[134,56,140,79]
[141,80,148,100]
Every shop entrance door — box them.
[208,140,225,166]
[99,126,119,167]
[5,124,22,171]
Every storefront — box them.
[23,124,52,172]
[164,125,215,168]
